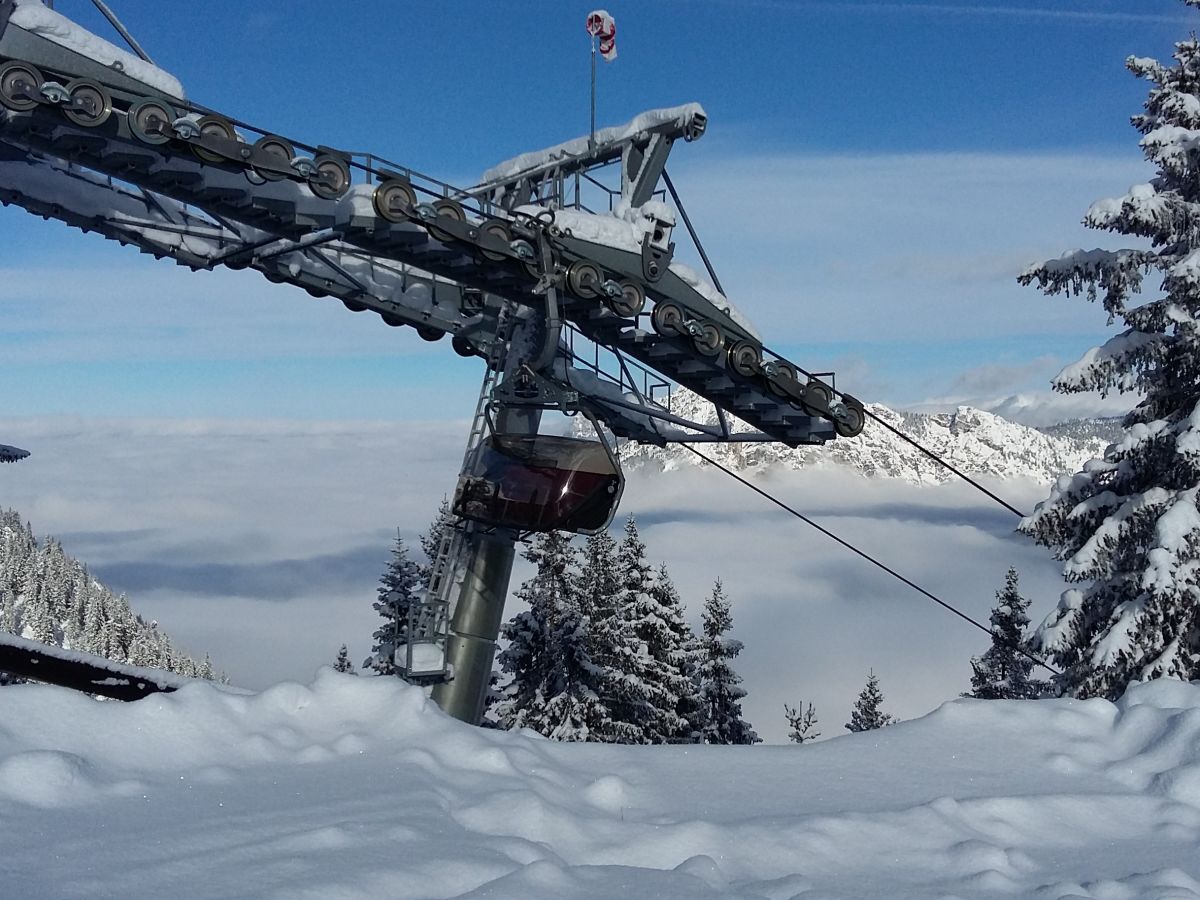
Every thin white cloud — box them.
[668,151,1152,348]
[720,0,1192,25]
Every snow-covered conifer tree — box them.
[1019,15,1200,698]
[365,531,422,676]
[571,527,645,743]
[652,562,705,742]
[606,516,682,742]
[492,528,576,734]
[698,579,759,744]
[0,586,15,634]
[966,567,1045,699]
[845,670,895,732]
[784,701,820,744]
[333,644,356,674]
[418,497,453,584]
[614,523,700,742]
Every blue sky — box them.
[1,0,1192,422]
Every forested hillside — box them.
[0,508,214,682]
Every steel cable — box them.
[679,443,1062,677]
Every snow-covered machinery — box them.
[0,1,866,721]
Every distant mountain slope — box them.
[1040,416,1125,447]
[0,508,215,684]
[618,391,1112,485]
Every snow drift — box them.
[2,671,1200,898]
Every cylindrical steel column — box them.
[430,529,516,724]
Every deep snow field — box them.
[2,672,1200,899]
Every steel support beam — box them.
[430,530,516,723]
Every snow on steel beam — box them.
[0,632,196,701]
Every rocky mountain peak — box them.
[614,391,1111,485]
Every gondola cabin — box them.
[453,433,623,535]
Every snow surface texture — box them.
[618,389,1108,484]
[2,672,1200,898]
[9,0,186,99]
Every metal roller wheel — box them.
[63,79,111,128]
[835,400,866,438]
[309,154,351,200]
[0,62,43,112]
[426,199,465,243]
[251,135,294,181]
[727,340,762,378]
[373,179,415,222]
[567,260,603,299]
[128,98,173,145]
[800,379,834,416]
[433,199,466,221]
[693,321,725,357]
[765,361,799,398]
[607,280,645,318]
[191,115,237,163]
[651,301,685,336]
[478,219,512,261]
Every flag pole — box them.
[589,33,597,151]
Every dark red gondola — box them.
[452,433,622,535]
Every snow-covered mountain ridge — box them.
[618,392,1113,485]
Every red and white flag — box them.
[586,10,617,62]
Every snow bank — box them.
[9,0,185,99]
[3,672,1200,897]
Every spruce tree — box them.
[611,516,685,743]
[333,644,356,674]
[652,561,705,743]
[845,670,895,733]
[0,586,15,634]
[784,701,820,744]
[418,497,453,584]
[365,532,422,676]
[698,579,759,744]
[1019,13,1200,698]
[492,532,576,734]
[574,527,643,743]
[966,567,1045,699]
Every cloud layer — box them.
[0,415,1072,742]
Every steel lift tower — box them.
[0,1,866,721]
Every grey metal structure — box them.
[0,2,867,723]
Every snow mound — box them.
[2,672,1200,897]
